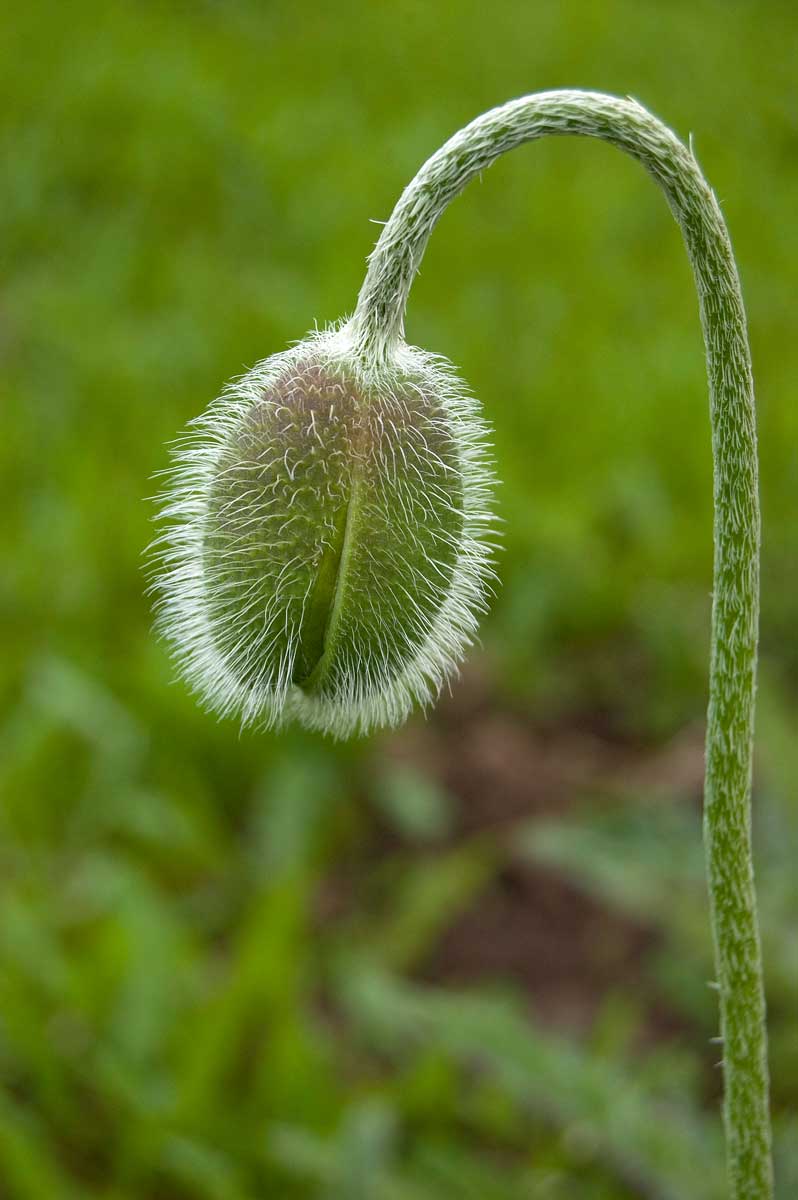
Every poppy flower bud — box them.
[153,325,496,737]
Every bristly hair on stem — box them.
[348,89,771,1199]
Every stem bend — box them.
[352,90,771,1198]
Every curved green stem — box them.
[351,90,772,1198]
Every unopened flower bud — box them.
[152,326,496,737]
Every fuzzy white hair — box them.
[149,322,498,738]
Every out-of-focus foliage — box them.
[1,1,796,1196]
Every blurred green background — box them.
[2,1,796,1196]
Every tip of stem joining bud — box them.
[150,323,498,737]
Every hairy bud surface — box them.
[152,327,496,737]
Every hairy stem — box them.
[351,90,772,1198]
